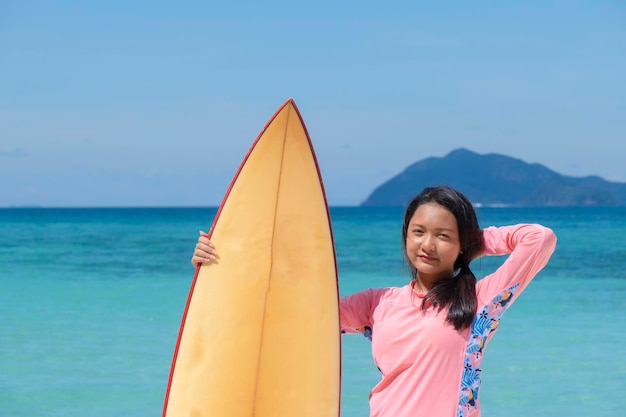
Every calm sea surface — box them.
[1,206,625,417]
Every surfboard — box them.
[163,99,341,417]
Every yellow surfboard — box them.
[163,99,341,417]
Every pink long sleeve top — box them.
[340,224,557,417]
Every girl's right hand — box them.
[191,231,218,266]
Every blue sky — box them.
[1,1,624,206]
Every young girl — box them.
[191,186,557,417]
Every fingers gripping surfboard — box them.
[163,99,341,417]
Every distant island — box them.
[361,148,626,207]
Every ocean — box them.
[1,206,625,417]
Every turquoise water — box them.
[1,207,625,416]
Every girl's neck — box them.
[411,279,430,295]
[412,270,455,294]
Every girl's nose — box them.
[422,234,435,252]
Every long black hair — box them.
[401,186,483,330]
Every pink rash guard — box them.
[340,224,557,417]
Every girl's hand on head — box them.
[191,231,218,266]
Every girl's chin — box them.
[414,262,439,273]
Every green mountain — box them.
[361,148,626,207]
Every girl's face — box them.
[405,202,462,288]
